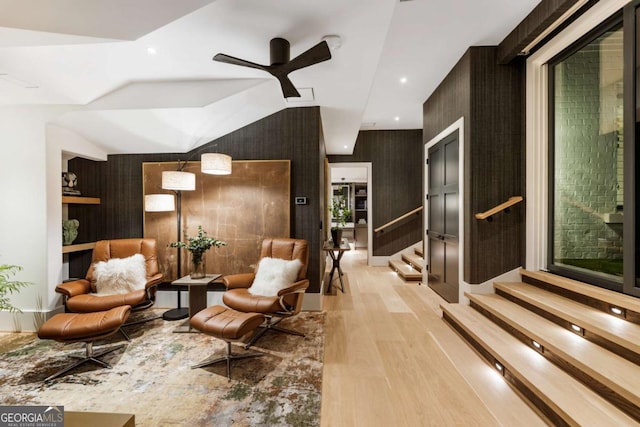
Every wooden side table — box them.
[171,274,221,332]
[322,240,351,293]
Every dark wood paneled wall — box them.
[328,129,423,256]
[69,107,325,293]
[468,47,525,283]
[423,50,471,143]
[423,47,525,285]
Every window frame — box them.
[546,13,625,292]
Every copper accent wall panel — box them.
[143,160,290,281]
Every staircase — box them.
[442,269,640,426]
[389,243,423,281]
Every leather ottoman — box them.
[190,305,264,378]
[37,305,131,381]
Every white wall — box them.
[0,107,106,331]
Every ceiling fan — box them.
[213,37,332,98]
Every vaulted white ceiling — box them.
[0,0,540,155]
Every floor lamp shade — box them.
[162,171,196,191]
[144,194,175,212]
[201,153,232,175]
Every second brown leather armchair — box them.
[222,238,309,348]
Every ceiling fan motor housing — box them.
[270,37,290,65]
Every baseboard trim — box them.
[302,292,322,311]
[459,267,522,304]
[370,256,390,266]
[0,306,64,333]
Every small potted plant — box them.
[0,264,30,312]
[169,226,226,279]
[330,196,351,247]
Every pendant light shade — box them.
[144,194,175,212]
[201,153,232,175]
[162,171,195,191]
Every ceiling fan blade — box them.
[283,41,331,74]
[213,53,267,71]
[276,75,301,98]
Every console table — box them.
[323,240,350,293]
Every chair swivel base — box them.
[44,342,125,382]
[192,342,262,379]
[244,317,305,349]
[162,307,189,321]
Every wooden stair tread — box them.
[414,246,423,257]
[468,292,640,408]
[521,269,640,315]
[401,252,424,271]
[442,303,638,426]
[389,259,421,280]
[495,282,640,355]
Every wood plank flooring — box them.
[320,249,546,427]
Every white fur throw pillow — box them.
[93,253,147,295]
[249,257,302,297]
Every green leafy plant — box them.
[0,264,31,312]
[330,196,352,230]
[169,225,226,265]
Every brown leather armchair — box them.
[222,238,309,348]
[56,238,163,334]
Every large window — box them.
[549,21,624,286]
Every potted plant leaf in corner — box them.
[169,226,226,279]
[330,195,351,247]
[0,264,30,312]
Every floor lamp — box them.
[160,168,196,321]
[144,193,181,319]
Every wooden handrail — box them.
[374,206,423,233]
[475,196,523,221]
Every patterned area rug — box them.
[0,310,324,426]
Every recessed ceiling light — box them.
[400,77,407,84]
[394,116,400,121]
[343,145,348,149]
[147,47,157,55]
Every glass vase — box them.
[190,254,206,279]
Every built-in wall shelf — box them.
[62,242,96,254]
[62,196,101,204]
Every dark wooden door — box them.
[427,131,459,303]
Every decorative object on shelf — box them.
[0,263,30,312]
[330,195,351,247]
[62,219,79,245]
[169,225,226,279]
[201,153,232,175]
[62,171,81,196]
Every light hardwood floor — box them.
[320,249,547,427]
